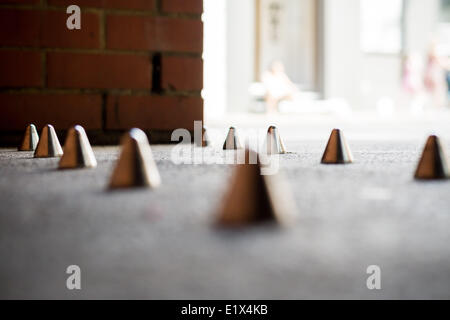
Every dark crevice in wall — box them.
[42,51,47,88]
[155,0,162,13]
[151,52,163,94]
[101,92,107,130]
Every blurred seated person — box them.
[262,60,299,113]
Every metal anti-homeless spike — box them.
[321,129,353,164]
[202,126,211,147]
[196,126,211,147]
[34,124,63,158]
[59,125,97,169]
[223,126,242,150]
[414,135,449,180]
[216,148,296,227]
[266,126,287,155]
[18,124,39,151]
[109,128,161,189]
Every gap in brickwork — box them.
[151,52,163,94]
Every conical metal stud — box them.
[223,126,242,150]
[109,128,161,189]
[266,125,287,155]
[59,125,97,169]
[34,124,63,158]
[216,148,295,227]
[321,129,353,164]
[414,135,449,180]
[196,126,211,147]
[18,124,39,151]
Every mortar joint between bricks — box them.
[0,5,198,18]
[0,5,82,12]
[0,47,202,57]
[0,88,202,96]
[0,5,38,10]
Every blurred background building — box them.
[203,0,450,121]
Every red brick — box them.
[106,95,203,130]
[47,52,152,89]
[0,9,40,47]
[0,9,100,48]
[0,93,102,130]
[162,0,203,14]
[41,10,100,48]
[162,56,202,91]
[48,0,154,10]
[0,51,42,87]
[107,15,203,53]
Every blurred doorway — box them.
[255,0,319,91]
[203,0,449,123]
[203,0,321,119]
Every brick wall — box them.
[0,0,203,145]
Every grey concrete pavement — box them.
[0,131,450,299]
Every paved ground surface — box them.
[1,118,450,299]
